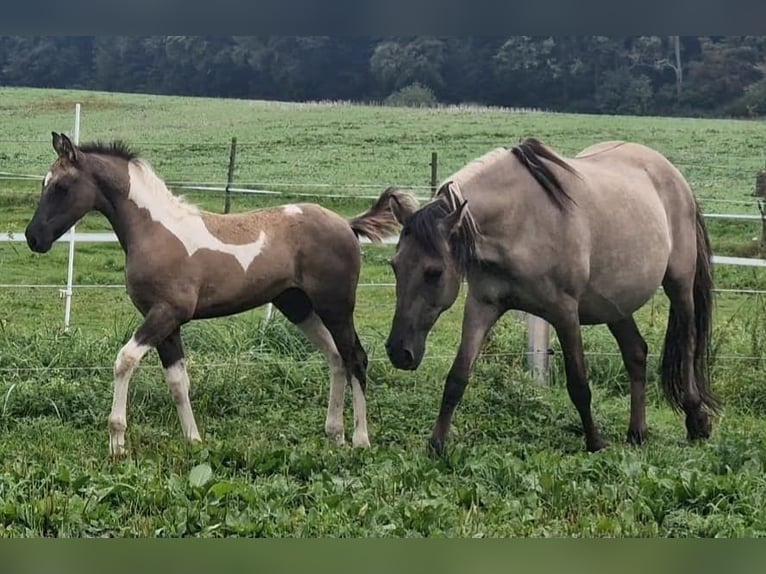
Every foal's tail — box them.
[661,203,719,414]
[348,186,419,243]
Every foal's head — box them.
[26,133,110,253]
[385,185,477,370]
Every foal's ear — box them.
[52,132,79,163]
[443,199,469,235]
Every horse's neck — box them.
[103,162,202,254]
[95,190,145,254]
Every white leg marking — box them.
[164,360,201,443]
[296,313,346,445]
[109,336,152,456]
[351,375,370,448]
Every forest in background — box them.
[2,36,766,117]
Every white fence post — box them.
[61,103,80,332]
[526,314,551,384]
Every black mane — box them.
[78,140,139,162]
[510,137,578,209]
[402,183,477,275]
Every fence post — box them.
[224,136,237,214]
[430,151,438,197]
[62,103,81,332]
[526,314,551,384]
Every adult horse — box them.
[385,138,718,454]
[26,132,418,456]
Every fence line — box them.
[1,169,763,198]
[0,350,763,375]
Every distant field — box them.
[1,87,766,537]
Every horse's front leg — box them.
[108,304,181,457]
[429,294,503,457]
[553,310,607,452]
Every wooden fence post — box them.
[430,151,438,197]
[224,136,237,214]
[526,314,551,384]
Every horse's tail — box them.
[348,186,419,243]
[660,202,719,414]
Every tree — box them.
[370,37,446,96]
[682,37,763,112]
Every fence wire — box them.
[0,350,763,376]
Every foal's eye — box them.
[423,267,443,283]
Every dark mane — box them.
[511,137,578,209]
[402,183,477,275]
[78,140,139,162]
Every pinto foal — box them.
[26,133,418,456]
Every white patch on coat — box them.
[44,171,53,187]
[283,204,303,215]
[127,161,267,271]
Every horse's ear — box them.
[443,199,469,235]
[389,191,413,226]
[52,132,64,155]
[53,132,79,163]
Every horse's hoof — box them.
[352,434,370,448]
[586,435,608,452]
[626,426,648,446]
[427,436,447,459]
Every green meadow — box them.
[1,87,766,536]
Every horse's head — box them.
[385,189,475,371]
[25,132,100,253]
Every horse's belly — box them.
[578,287,655,324]
[579,250,668,324]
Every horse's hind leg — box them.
[273,288,350,446]
[156,328,201,444]
[607,317,649,445]
[315,309,370,448]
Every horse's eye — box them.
[424,267,443,283]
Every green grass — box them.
[1,87,766,537]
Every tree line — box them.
[2,36,766,117]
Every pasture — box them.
[2,87,766,536]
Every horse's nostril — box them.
[403,348,414,366]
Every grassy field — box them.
[1,87,766,536]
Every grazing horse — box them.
[25,132,418,456]
[385,138,718,454]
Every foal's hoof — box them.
[686,410,712,441]
[427,436,447,459]
[109,447,128,460]
[327,434,346,447]
[626,426,648,446]
[586,435,608,453]
[352,434,371,449]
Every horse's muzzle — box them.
[25,226,50,253]
[385,339,419,371]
